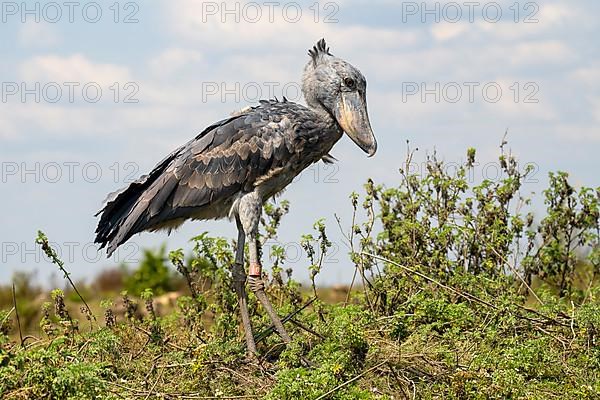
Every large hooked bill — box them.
[334,91,377,157]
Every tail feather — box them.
[95,114,247,256]
[95,151,180,256]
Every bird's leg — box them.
[247,237,291,344]
[239,193,291,344]
[233,221,257,354]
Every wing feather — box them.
[95,101,310,255]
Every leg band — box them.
[249,262,262,277]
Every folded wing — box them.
[95,102,298,256]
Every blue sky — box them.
[1,0,599,286]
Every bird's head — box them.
[302,39,377,157]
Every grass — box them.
[1,252,599,399]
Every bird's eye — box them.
[343,77,356,89]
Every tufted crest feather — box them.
[308,38,332,66]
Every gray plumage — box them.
[95,39,376,257]
[95,38,377,353]
[95,99,342,255]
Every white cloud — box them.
[508,40,575,67]
[431,22,469,42]
[149,48,203,76]
[553,123,600,142]
[340,36,576,91]
[537,3,578,26]
[468,4,582,42]
[165,0,418,53]
[474,21,540,41]
[8,54,156,142]
[326,25,419,53]
[18,22,61,48]
[572,66,600,86]
[20,54,131,86]
[0,106,18,140]
[480,78,558,122]
[590,97,600,124]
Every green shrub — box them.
[0,143,597,399]
[123,246,175,296]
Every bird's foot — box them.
[249,275,292,344]
[248,274,265,292]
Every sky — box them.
[0,0,599,286]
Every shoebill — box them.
[95,39,377,353]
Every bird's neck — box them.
[308,102,345,156]
[307,100,337,129]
